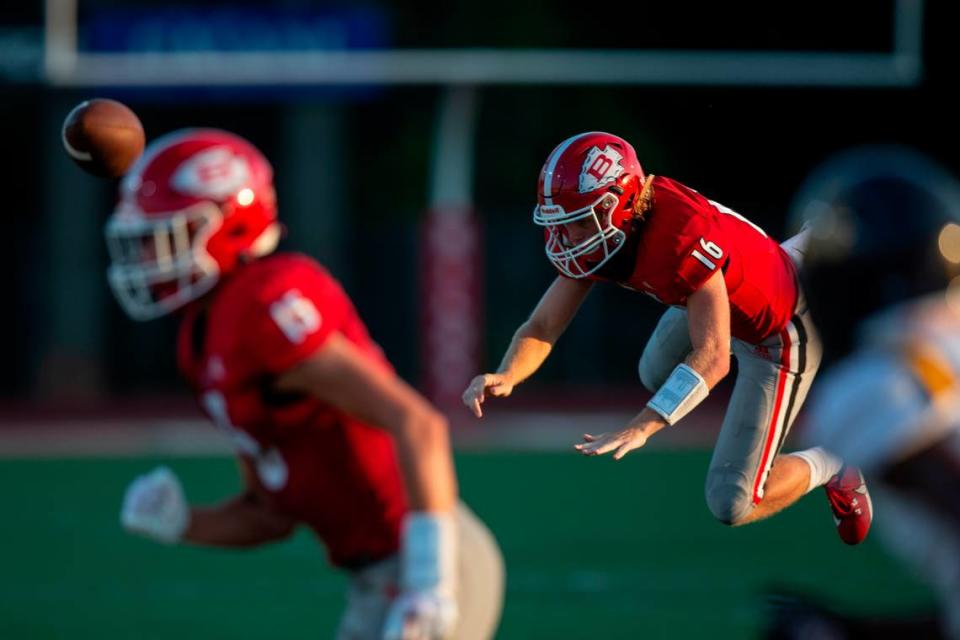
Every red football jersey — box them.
[592,176,799,344]
[176,252,408,568]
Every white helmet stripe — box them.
[542,132,597,206]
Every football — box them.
[61,98,145,178]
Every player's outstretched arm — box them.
[275,332,456,513]
[463,275,593,418]
[120,463,297,547]
[181,459,297,547]
[183,494,297,547]
[682,270,732,389]
[576,271,731,460]
[276,334,459,639]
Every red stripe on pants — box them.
[751,326,792,504]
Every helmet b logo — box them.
[579,145,624,193]
[172,147,251,201]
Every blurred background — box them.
[1,1,956,638]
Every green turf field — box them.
[0,451,934,639]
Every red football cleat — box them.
[824,465,873,545]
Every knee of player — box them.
[705,480,754,526]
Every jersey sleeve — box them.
[247,260,348,375]
[668,204,729,298]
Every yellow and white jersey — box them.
[804,295,960,472]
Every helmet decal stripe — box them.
[542,132,596,206]
[121,128,205,197]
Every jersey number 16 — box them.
[691,238,724,270]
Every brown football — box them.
[62,98,145,178]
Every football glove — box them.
[120,466,189,544]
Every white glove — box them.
[120,466,190,544]
[383,590,458,640]
[382,512,459,640]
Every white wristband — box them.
[400,511,458,594]
[646,363,709,425]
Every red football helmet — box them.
[533,132,646,277]
[105,129,280,320]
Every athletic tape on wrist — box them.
[646,363,709,425]
[401,511,457,593]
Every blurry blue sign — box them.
[79,6,389,99]
[83,6,388,53]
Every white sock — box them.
[790,447,844,494]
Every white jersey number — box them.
[269,289,322,344]
[691,237,724,270]
[202,390,289,491]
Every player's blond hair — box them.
[634,175,655,221]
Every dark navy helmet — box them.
[789,146,960,358]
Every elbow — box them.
[693,345,730,387]
[398,406,450,448]
[521,317,558,345]
[271,520,297,541]
[709,353,731,385]
[517,318,540,339]
[242,492,298,542]
[419,407,451,441]
[261,512,297,543]
[260,502,297,541]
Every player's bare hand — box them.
[461,374,514,418]
[574,428,649,460]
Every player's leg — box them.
[741,449,817,524]
[770,305,872,544]
[773,236,864,527]
[336,503,504,640]
[638,307,693,392]
[705,313,821,525]
[336,556,399,640]
[454,502,505,640]
[749,308,832,523]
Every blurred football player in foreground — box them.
[109,129,503,640]
[464,131,870,543]
[781,146,960,639]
